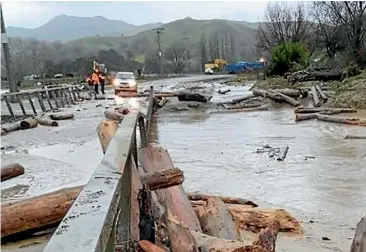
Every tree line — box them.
[257,1,366,75]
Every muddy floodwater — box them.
[1,75,366,252]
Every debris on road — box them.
[50,113,74,120]
[218,88,231,95]
[34,116,59,127]
[20,118,38,130]
[256,144,290,161]
[104,109,124,122]
[345,135,366,139]
[177,92,212,103]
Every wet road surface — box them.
[2,75,366,252]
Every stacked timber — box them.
[1,163,25,181]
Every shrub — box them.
[270,42,309,76]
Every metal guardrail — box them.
[42,87,155,252]
[1,85,80,120]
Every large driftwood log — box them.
[230,94,256,104]
[138,240,166,252]
[188,193,258,207]
[210,106,269,114]
[49,113,74,120]
[198,197,239,240]
[271,88,301,98]
[315,84,328,101]
[1,186,82,238]
[34,116,59,126]
[310,86,321,107]
[288,69,343,82]
[316,114,366,126]
[295,107,357,114]
[253,221,280,252]
[275,92,300,107]
[295,113,317,122]
[1,163,25,181]
[97,119,119,153]
[345,135,366,139]
[350,215,366,252]
[177,93,209,103]
[19,118,38,130]
[2,123,20,133]
[104,110,124,121]
[142,168,185,191]
[161,210,199,252]
[252,89,283,103]
[227,205,304,234]
[139,144,202,232]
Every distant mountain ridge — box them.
[7,15,163,42]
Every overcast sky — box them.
[3,1,269,28]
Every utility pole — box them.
[153,28,164,77]
[1,2,17,95]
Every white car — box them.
[113,72,138,94]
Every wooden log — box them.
[295,113,317,122]
[138,240,166,252]
[49,113,74,120]
[218,88,231,95]
[139,144,202,232]
[104,109,124,122]
[1,186,82,238]
[142,168,185,191]
[34,116,58,127]
[252,89,284,103]
[157,98,169,108]
[230,94,256,104]
[97,119,119,153]
[116,107,130,115]
[277,146,289,161]
[161,210,199,252]
[177,93,209,103]
[315,84,328,101]
[275,92,300,107]
[209,106,269,114]
[20,117,38,130]
[1,163,25,181]
[188,193,258,207]
[198,197,239,240]
[223,100,264,110]
[253,221,280,252]
[345,135,366,139]
[310,86,321,107]
[227,205,304,234]
[1,122,20,133]
[295,107,357,114]
[271,88,301,98]
[316,114,366,127]
[350,215,366,252]
[1,129,6,136]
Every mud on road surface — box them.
[1,74,366,252]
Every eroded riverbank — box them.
[1,76,365,251]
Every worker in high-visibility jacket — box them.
[86,74,92,86]
[98,71,106,95]
[91,69,100,94]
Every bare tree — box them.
[319,1,366,65]
[199,34,207,71]
[164,43,190,73]
[257,2,313,52]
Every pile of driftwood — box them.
[286,69,344,83]
[1,112,74,136]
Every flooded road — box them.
[1,75,366,252]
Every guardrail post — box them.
[44,90,53,110]
[4,95,15,119]
[62,88,70,105]
[138,115,147,148]
[37,92,46,112]
[27,93,37,115]
[51,90,59,108]
[58,89,65,107]
[16,94,27,116]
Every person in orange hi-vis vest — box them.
[98,71,106,95]
[92,69,100,94]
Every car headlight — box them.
[113,80,119,86]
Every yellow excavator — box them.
[204,58,227,74]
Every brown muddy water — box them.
[1,76,366,252]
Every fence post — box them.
[16,94,26,116]
[4,95,15,119]
[37,92,46,112]
[27,93,37,115]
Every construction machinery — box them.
[204,58,228,73]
